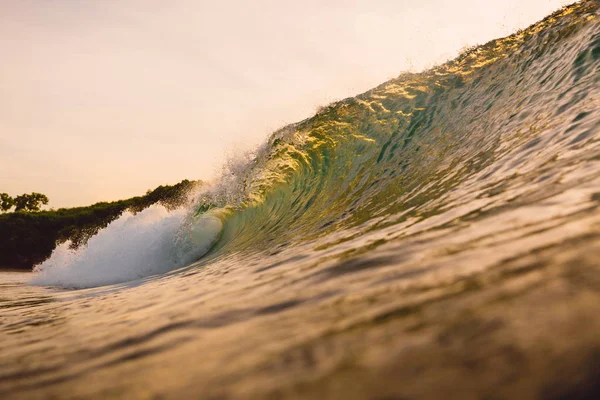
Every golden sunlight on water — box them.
[2,1,600,399]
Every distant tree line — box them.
[0,192,49,212]
[0,179,201,270]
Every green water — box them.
[3,2,600,399]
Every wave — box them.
[200,1,600,254]
[11,4,600,399]
[30,0,600,289]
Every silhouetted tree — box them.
[13,193,49,212]
[0,193,14,212]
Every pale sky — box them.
[1,0,570,208]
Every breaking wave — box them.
[30,206,222,288]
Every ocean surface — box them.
[3,2,600,399]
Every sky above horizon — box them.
[1,0,570,208]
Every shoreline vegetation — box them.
[0,179,201,271]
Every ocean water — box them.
[2,2,600,399]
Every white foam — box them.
[29,205,222,289]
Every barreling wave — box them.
[199,0,600,257]
[32,0,600,288]
[12,3,600,399]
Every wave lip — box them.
[29,205,223,289]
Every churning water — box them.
[3,2,600,399]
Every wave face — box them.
[196,1,600,263]
[5,2,600,399]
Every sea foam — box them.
[30,205,222,289]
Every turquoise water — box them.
[3,2,600,399]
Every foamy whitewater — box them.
[29,206,222,288]
[3,2,600,399]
